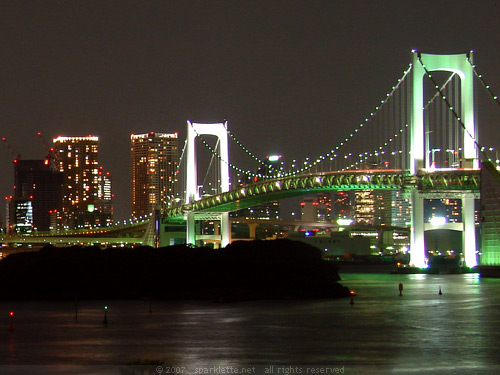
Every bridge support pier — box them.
[462,193,477,267]
[186,212,230,248]
[410,189,426,268]
[410,189,478,269]
[220,212,230,247]
[187,212,196,246]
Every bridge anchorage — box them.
[155,51,500,272]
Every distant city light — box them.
[430,216,447,226]
[337,218,353,226]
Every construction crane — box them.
[36,132,57,170]
[1,137,21,163]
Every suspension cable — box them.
[467,52,500,108]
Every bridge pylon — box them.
[184,121,230,247]
[409,51,479,268]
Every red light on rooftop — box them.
[9,312,14,317]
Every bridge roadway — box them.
[0,168,481,252]
[0,221,148,252]
[164,168,481,220]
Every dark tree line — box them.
[0,239,350,301]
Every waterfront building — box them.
[6,159,63,233]
[333,191,353,220]
[53,136,113,229]
[355,190,376,225]
[130,132,179,218]
[300,193,332,222]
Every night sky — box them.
[1,0,500,222]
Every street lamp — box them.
[428,148,441,169]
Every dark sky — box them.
[1,0,500,221]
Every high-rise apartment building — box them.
[53,136,113,229]
[354,190,410,228]
[130,132,179,218]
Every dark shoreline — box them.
[0,239,352,301]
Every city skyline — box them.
[1,1,500,221]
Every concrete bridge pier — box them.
[410,188,426,268]
[186,212,230,248]
[462,192,477,267]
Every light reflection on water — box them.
[0,273,500,374]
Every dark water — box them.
[1,273,500,374]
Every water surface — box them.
[1,273,499,374]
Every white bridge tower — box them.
[185,121,230,247]
[410,51,479,268]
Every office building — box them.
[130,132,179,218]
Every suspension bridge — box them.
[161,50,500,271]
[3,51,500,273]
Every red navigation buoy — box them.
[8,311,14,332]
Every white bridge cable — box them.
[342,124,409,171]
[192,63,414,178]
[200,138,221,195]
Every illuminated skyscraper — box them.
[53,136,113,229]
[130,132,179,218]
